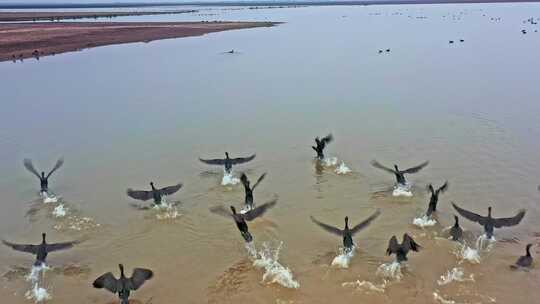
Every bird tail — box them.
[241,231,253,243]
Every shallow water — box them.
[1,3,540,304]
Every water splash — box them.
[25,264,51,303]
[221,170,240,185]
[25,264,50,282]
[457,245,481,264]
[413,214,437,228]
[376,261,403,281]
[342,279,387,293]
[52,204,67,218]
[437,267,474,285]
[40,192,58,204]
[433,292,456,304]
[53,216,100,231]
[246,241,300,289]
[331,246,355,268]
[323,157,339,167]
[392,183,413,197]
[335,162,352,175]
[153,199,181,220]
[476,234,495,251]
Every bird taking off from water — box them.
[386,233,421,263]
[24,158,64,193]
[126,182,182,205]
[240,172,266,210]
[371,160,429,186]
[93,264,153,304]
[199,152,256,174]
[312,134,333,160]
[3,233,78,266]
[426,181,448,216]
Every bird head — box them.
[488,206,492,216]
[41,233,46,243]
[118,264,125,276]
[394,164,399,171]
[225,152,229,158]
[344,216,349,228]
[41,171,45,178]
[150,182,155,189]
[230,206,236,214]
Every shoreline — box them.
[0,0,539,9]
[0,21,278,63]
[0,10,198,22]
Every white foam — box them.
[153,199,181,219]
[335,162,352,175]
[26,264,50,283]
[458,245,481,264]
[413,215,437,227]
[221,170,240,185]
[25,283,51,302]
[248,242,300,289]
[433,292,456,304]
[342,279,387,293]
[331,246,355,268]
[376,261,403,281]
[240,205,253,214]
[52,204,67,217]
[323,157,339,167]
[392,183,413,197]
[437,267,474,285]
[41,192,58,204]
[454,235,494,264]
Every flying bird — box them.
[386,233,421,262]
[371,160,429,186]
[312,134,333,160]
[3,233,78,266]
[24,158,64,193]
[451,202,526,239]
[426,181,448,216]
[240,172,266,210]
[310,210,381,251]
[126,182,182,205]
[199,152,256,174]
[93,264,153,304]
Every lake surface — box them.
[1,3,540,304]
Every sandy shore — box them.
[0,21,278,62]
[0,11,198,22]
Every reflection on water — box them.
[1,2,540,304]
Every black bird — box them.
[199,152,256,174]
[126,182,182,205]
[386,48,391,52]
[378,50,383,54]
[312,134,333,160]
[371,160,429,186]
[451,202,526,239]
[2,233,78,266]
[210,199,277,223]
[460,39,465,42]
[449,215,463,242]
[511,244,534,269]
[449,40,455,43]
[386,233,421,263]
[24,158,64,193]
[426,181,449,216]
[240,172,266,210]
[93,264,153,304]
[310,210,381,251]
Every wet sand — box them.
[0,21,278,62]
[0,11,198,22]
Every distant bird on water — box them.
[371,160,429,186]
[386,233,421,263]
[451,202,526,239]
[511,243,534,269]
[312,134,333,160]
[426,181,448,216]
[449,215,463,242]
[126,182,182,205]
[93,264,153,304]
[240,172,266,210]
[199,152,256,174]
[310,210,381,251]
[2,233,78,266]
[24,157,64,193]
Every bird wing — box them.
[243,199,277,221]
[127,268,153,290]
[310,216,343,236]
[199,157,226,165]
[209,205,233,218]
[126,189,153,201]
[402,233,421,253]
[46,241,78,252]
[402,161,429,174]
[159,183,183,196]
[492,209,526,228]
[23,159,41,179]
[437,181,449,194]
[370,160,396,174]
[2,240,39,254]
[230,154,256,165]
[93,272,118,293]
[386,236,399,255]
[350,210,381,235]
[321,134,333,145]
[252,173,267,190]
[452,202,487,225]
[46,157,64,178]
[427,184,435,195]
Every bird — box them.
[2,233,78,266]
[370,160,429,186]
[449,215,463,242]
[378,50,383,54]
[511,244,534,269]
[426,181,449,216]
[23,158,64,194]
[451,202,526,239]
[312,134,333,160]
[459,39,465,42]
[310,210,381,251]
[386,233,421,263]
[386,49,391,52]
[93,264,153,304]
[240,172,266,210]
[210,200,277,243]
[126,182,182,205]
[449,40,455,43]
[199,152,256,174]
